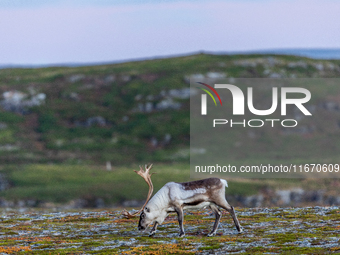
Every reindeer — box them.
[122,164,242,237]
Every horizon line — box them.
[1,48,340,69]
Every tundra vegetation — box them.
[0,206,339,254]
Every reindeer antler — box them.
[121,164,156,218]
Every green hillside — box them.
[0,54,339,206]
[0,53,339,165]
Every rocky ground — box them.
[0,206,339,254]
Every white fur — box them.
[142,179,226,226]
[220,179,228,188]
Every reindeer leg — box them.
[208,204,221,237]
[149,222,159,237]
[229,205,242,233]
[216,200,242,233]
[175,207,185,237]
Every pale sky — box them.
[0,0,339,65]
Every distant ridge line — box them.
[219,48,340,60]
[1,48,339,69]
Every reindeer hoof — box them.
[149,232,155,237]
[207,232,216,237]
[237,228,243,234]
[179,233,185,237]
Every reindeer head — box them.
[138,204,167,231]
[138,206,152,231]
